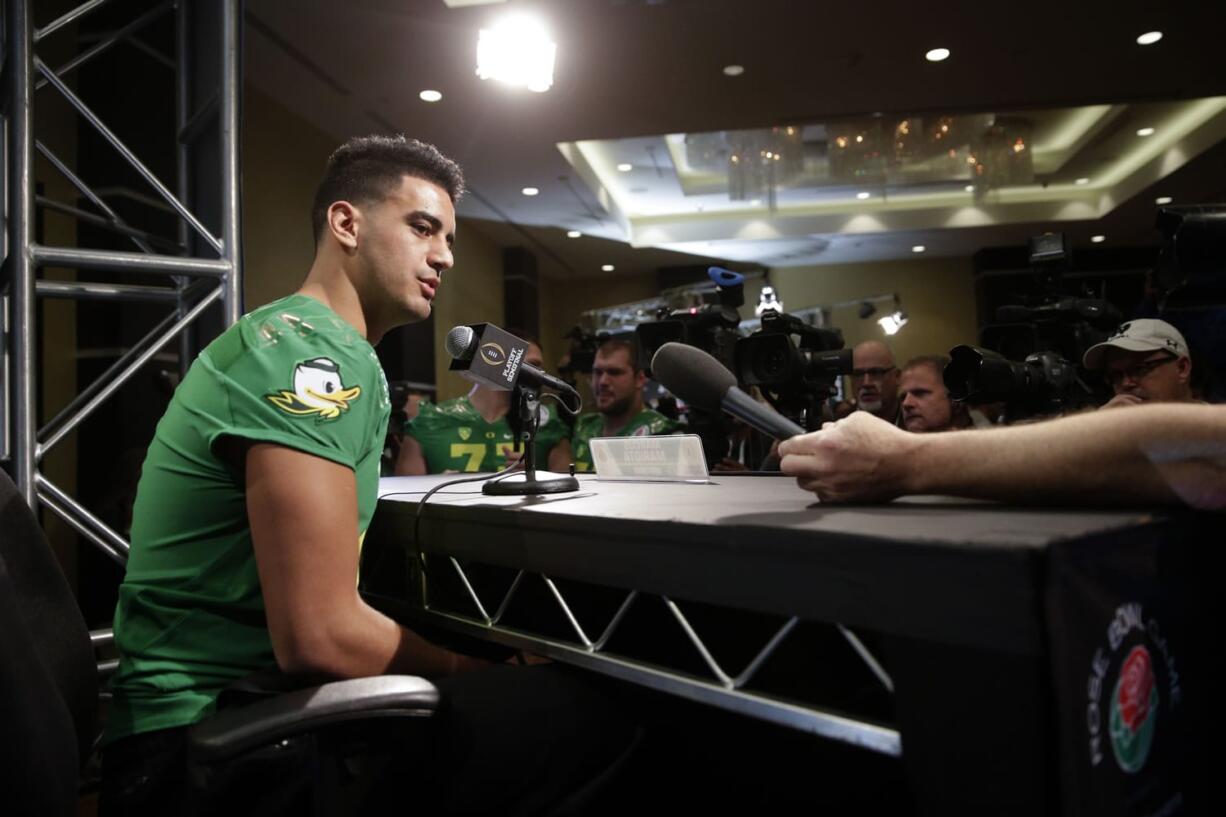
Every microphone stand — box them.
[483,384,580,496]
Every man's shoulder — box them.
[633,408,678,434]
[191,294,388,427]
[414,397,477,425]
[207,295,374,373]
[573,412,603,433]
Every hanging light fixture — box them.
[877,296,908,335]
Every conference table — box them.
[360,472,1216,816]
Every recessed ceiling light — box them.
[616,163,633,172]
[911,245,926,253]
[723,64,745,76]
[964,184,975,193]
[1075,177,1091,185]
[1091,235,1106,243]
[925,47,951,62]
[1136,127,1156,137]
[1155,196,1173,205]
[419,89,442,102]
[1136,31,1163,46]
[566,230,581,238]
[521,187,539,196]
[856,191,871,200]
[601,264,615,272]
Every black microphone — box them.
[446,324,580,410]
[651,342,806,440]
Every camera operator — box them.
[1082,319,1198,409]
[851,340,901,423]
[571,338,679,471]
[898,355,973,433]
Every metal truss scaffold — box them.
[416,554,902,756]
[3,0,241,516]
[2,0,243,661]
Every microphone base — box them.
[482,475,580,496]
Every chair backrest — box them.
[0,469,99,815]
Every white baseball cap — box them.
[1082,319,1189,370]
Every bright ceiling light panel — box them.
[521,187,539,196]
[566,230,581,238]
[911,245,926,253]
[1091,235,1106,243]
[1136,31,1163,45]
[419,89,442,102]
[925,47,950,62]
[477,15,556,92]
[1155,196,1173,205]
[1136,127,1156,137]
[601,264,615,272]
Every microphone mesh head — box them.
[445,325,477,361]
[650,343,736,409]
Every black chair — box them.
[0,468,441,816]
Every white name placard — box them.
[589,434,709,483]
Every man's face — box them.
[525,342,544,371]
[590,347,644,417]
[1102,348,1191,403]
[354,175,456,326]
[852,344,900,419]
[899,365,955,432]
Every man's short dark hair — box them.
[596,338,642,372]
[311,135,465,243]
[902,355,950,379]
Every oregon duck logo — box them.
[479,342,506,366]
[266,357,361,420]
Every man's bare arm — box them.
[547,437,573,473]
[247,443,482,678]
[393,434,427,476]
[779,404,1226,509]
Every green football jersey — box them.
[106,294,390,743]
[570,408,679,472]
[406,395,568,473]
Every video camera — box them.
[736,309,852,430]
[558,325,603,378]
[944,232,1120,419]
[636,267,745,375]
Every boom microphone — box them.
[651,342,805,440]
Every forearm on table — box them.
[279,591,483,679]
[904,404,1226,508]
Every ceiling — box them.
[244,0,1226,279]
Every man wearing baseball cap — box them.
[1083,318,1196,409]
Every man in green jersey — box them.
[395,338,572,474]
[101,136,632,815]
[571,338,679,471]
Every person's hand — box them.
[503,448,525,468]
[777,411,917,502]
[1101,393,1144,410]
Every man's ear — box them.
[326,201,360,250]
[635,369,647,389]
[1176,355,1192,383]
